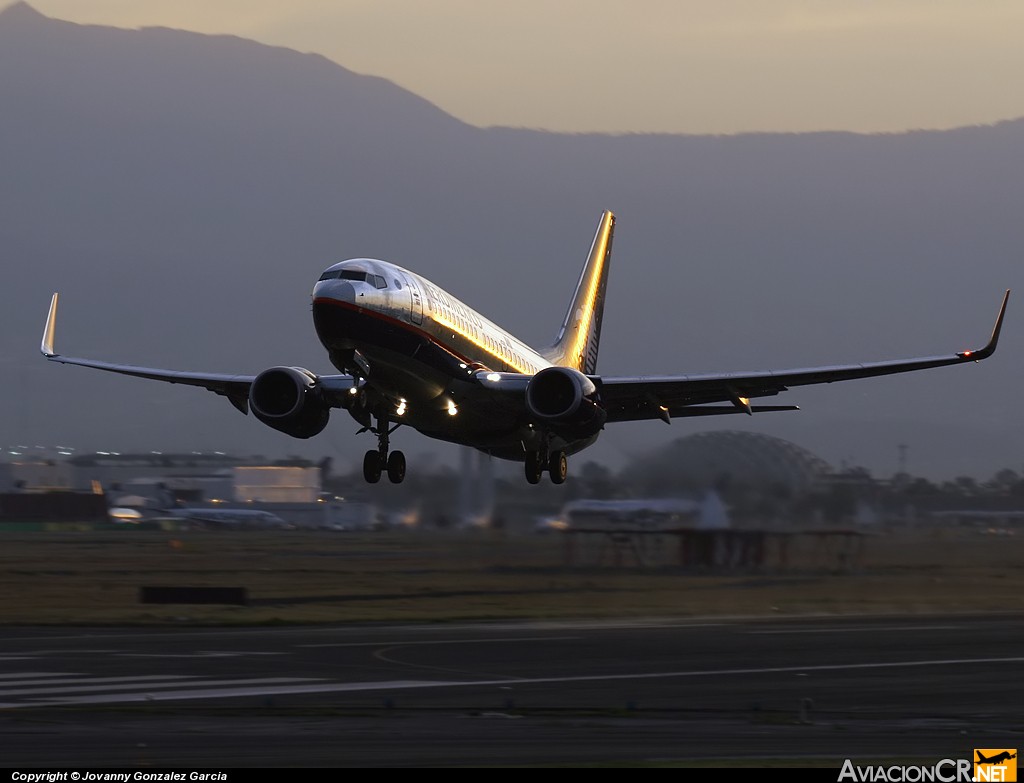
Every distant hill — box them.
[2,2,1021,479]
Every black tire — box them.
[549,451,568,484]
[524,452,543,484]
[363,450,382,483]
[387,450,406,484]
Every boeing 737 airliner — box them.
[40,211,1008,484]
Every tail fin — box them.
[542,210,615,374]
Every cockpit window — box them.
[318,269,372,282]
[373,275,388,289]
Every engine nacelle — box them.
[249,366,330,439]
[525,366,606,435]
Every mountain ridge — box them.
[1,1,1020,479]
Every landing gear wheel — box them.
[524,452,544,485]
[549,451,568,485]
[387,450,406,484]
[362,450,382,483]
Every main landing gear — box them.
[362,409,405,484]
[363,449,405,484]
[525,449,568,485]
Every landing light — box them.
[349,387,358,395]
[447,401,458,416]
[396,400,407,416]
[486,373,502,382]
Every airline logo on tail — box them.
[975,749,1017,782]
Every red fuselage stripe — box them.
[312,296,481,368]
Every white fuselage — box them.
[314,258,549,374]
[310,258,593,459]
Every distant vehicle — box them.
[108,506,145,523]
[41,211,1008,486]
[169,507,291,529]
[533,516,569,534]
[558,497,729,531]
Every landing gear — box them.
[525,452,544,484]
[386,450,406,484]
[363,450,382,483]
[525,448,569,484]
[361,406,406,484]
[548,451,568,485]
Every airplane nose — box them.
[315,280,356,304]
[334,282,356,303]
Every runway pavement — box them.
[1,614,1022,766]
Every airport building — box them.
[0,452,330,526]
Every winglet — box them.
[41,293,59,357]
[958,289,1009,361]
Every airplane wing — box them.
[39,293,356,414]
[598,290,1009,424]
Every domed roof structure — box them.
[626,430,831,493]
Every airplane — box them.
[977,751,1017,765]
[168,507,291,529]
[40,210,1009,485]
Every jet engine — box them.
[525,366,606,434]
[249,366,330,439]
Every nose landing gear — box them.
[362,408,405,484]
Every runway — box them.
[2,614,1022,766]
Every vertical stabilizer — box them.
[541,210,615,374]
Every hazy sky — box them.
[26,0,1024,134]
